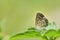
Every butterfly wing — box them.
[35,13,48,30]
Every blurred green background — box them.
[0,0,60,38]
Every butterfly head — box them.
[36,12,44,18]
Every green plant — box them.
[9,22,60,40]
[0,22,60,40]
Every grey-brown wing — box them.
[35,13,48,27]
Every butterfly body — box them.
[35,13,48,30]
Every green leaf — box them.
[28,27,36,31]
[57,29,60,37]
[10,30,41,40]
[44,29,60,38]
[57,29,60,33]
[9,22,60,40]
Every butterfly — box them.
[35,12,48,30]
